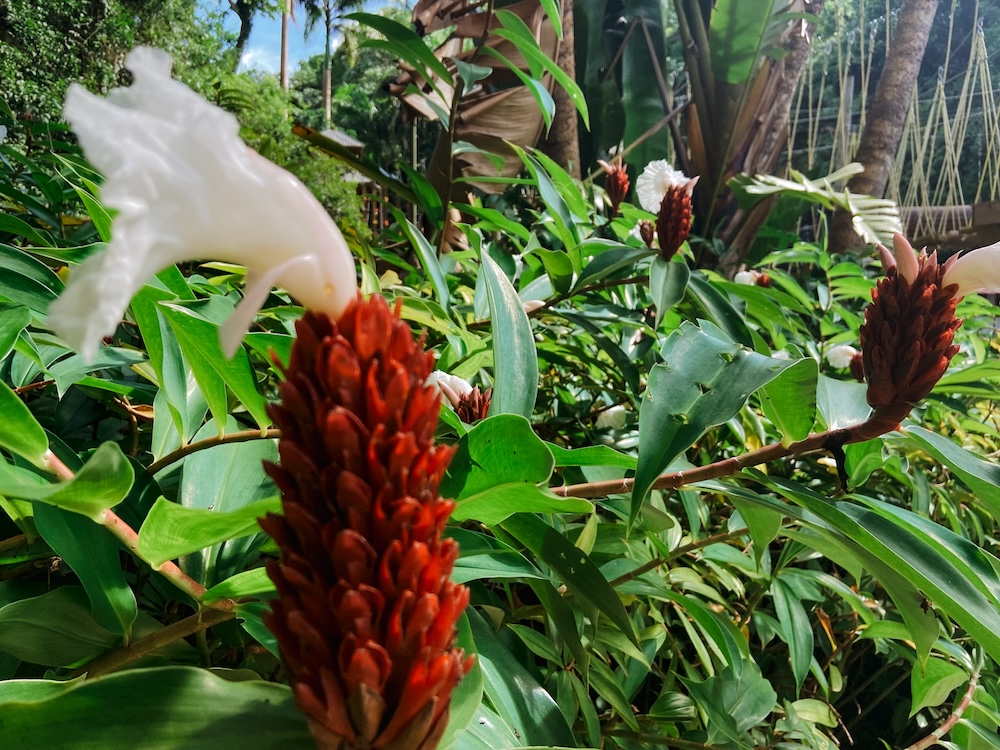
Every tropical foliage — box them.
[2,2,1000,750]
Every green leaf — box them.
[547,443,637,469]
[633,321,794,517]
[910,657,968,716]
[137,496,281,573]
[201,568,275,604]
[34,504,137,637]
[501,513,637,644]
[176,418,279,587]
[479,48,555,131]
[480,252,538,420]
[0,666,313,748]
[759,357,818,444]
[0,442,133,521]
[708,0,775,83]
[48,347,147,397]
[686,274,754,346]
[0,302,31,361]
[649,257,689,328]
[905,426,1000,520]
[589,657,640,730]
[442,415,590,524]
[350,12,453,85]
[0,587,118,667]
[0,379,49,468]
[397,213,451,313]
[772,577,812,694]
[467,609,576,748]
[573,244,651,292]
[681,662,777,746]
[816,375,871,429]
[161,303,271,431]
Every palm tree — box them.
[301,0,364,128]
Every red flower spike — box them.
[859,240,962,428]
[261,295,472,750]
[655,185,694,262]
[598,157,630,215]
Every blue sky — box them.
[235,11,327,75]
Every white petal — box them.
[635,160,689,213]
[734,270,761,285]
[942,240,1000,298]
[48,47,356,361]
[825,344,859,369]
[425,370,473,408]
[595,405,627,430]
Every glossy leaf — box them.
[633,321,794,516]
[0,302,31,362]
[905,426,1000,520]
[910,657,968,716]
[0,379,49,468]
[480,252,538,420]
[649,257,689,328]
[0,666,313,748]
[772,577,812,694]
[758,357,818,445]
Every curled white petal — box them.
[734,270,762,285]
[941,239,1000,298]
[49,47,356,361]
[826,344,859,369]
[635,160,690,213]
[426,370,473,408]
[522,299,545,314]
[595,405,627,430]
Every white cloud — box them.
[239,46,280,74]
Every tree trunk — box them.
[323,21,332,129]
[233,0,254,71]
[280,0,290,90]
[540,0,581,177]
[829,0,939,252]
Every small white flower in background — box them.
[770,350,790,360]
[734,270,763,285]
[635,160,697,213]
[596,405,627,430]
[826,344,860,369]
[426,370,474,408]
[0,125,6,145]
[522,299,545,314]
[48,47,356,361]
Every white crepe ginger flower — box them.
[734,270,762,285]
[425,370,474,409]
[825,344,859,369]
[522,299,545,314]
[48,47,356,361]
[635,160,698,213]
[595,405,627,430]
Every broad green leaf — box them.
[479,47,555,130]
[562,312,640,393]
[759,357,818,444]
[480,252,538,420]
[48,347,147,397]
[468,609,576,748]
[201,568,274,604]
[0,212,52,247]
[0,379,49,468]
[730,498,781,566]
[0,302,31,361]
[501,513,637,644]
[441,415,590,524]
[0,442,133,520]
[573,244,651,292]
[589,657,640,730]
[532,247,574,295]
[708,0,775,83]
[176,418,279,587]
[34,504,137,637]
[816,375,871,430]
[910,657,968,716]
[546,443,637,469]
[137,496,281,572]
[161,303,271,430]
[0,587,118,667]
[649,257,689,328]
[681,662,776,747]
[512,147,579,247]
[772,577,812,694]
[438,613,484,750]
[633,321,794,517]
[508,623,564,664]
[0,666,313,748]
[397,212,451,312]
[905,426,1000,520]
[686,274,753,346]
[620,0,671,170]
[350,13,453,85]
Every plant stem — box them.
[44,452,234,612]
[553,406,910,499]
[145,428,281,475]
[608,527,748,588]
[70,607,237,680]
[903,668,980,750]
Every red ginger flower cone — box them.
[634,160,699,262]
[598,157,630,215]
[260,294,472,750]
[859,234,962,429]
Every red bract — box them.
[860,248,962,416]
[599,158,630,215]
[655,185,694,262]
[260,294,472,750]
